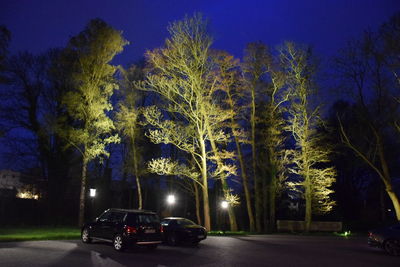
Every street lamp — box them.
[221,200,229,233]
[167,194,176,205]
[221,200,228,209]
[89,188,96,220]
[166,194,176,217]
[89,188,96,198]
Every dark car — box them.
[161,217,207,245]
[81,208,162,251]
[368,223,400,256]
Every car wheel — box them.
[167,233,178,246]
[81,228,92,244]
[113,234,125,252]
[384,239,400,256]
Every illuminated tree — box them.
[282,42,336,232]
[242,42,269,232]
[61,19,127,226]
[335,30,400,221]
[140,14,235,230]
[262,47,289,231]
[115,65,144,209]
[210,50,247,231]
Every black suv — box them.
[81,208,162,251]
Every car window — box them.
[111,212,126,223]
[138,214,160,224]
[98,211,112,222]
[177,219,196,226]
[126,213,160,225]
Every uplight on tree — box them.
[221,201,229,209]
[60,19,127,226]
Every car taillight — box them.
[125,226,137,234]
[160,225,164,233]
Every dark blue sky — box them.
[2,0,399,64]
[0,0,399,171]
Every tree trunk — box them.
[269,181,276,232]
[376,133,400,221]
[194,181,202,225]
[200,137,211,231]
[206,127,238,231]
[262,171,268,231]
[267,146,278,232]
[227,86,256,232]
[222,178,238,231]
[304,180,312,232]
[234,136,255,232]
[386,188,400,221]
[268,161,277,232]
[78,155,88,227]
[132,140,142,209]
[251,88,262,232]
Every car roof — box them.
[162,217,189,220]
[107,208,156,214]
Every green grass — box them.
[208,231,251,236]
[208,230,363,237]
[0,227,81,242]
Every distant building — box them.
[0,169,22,190]
[0,169,39,199]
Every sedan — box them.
[161,217,207,245]
[368,223,400,256]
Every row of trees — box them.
[1,13,399,230]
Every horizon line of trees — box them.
[0,12,399,231]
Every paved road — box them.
[0,235,398,267]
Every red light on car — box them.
[160,225,164,233]
[125,226,137,234]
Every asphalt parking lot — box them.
[0,235,398,267]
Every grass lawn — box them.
[208,231,250,236]
[0,227,81,242]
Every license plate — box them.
[145,229,156,233]
[198,235,204,238]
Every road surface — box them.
[0,235,397,266]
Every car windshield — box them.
[176,219,196,226]
[126,213,159,225]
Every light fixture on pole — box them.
[221,200,228,209]
[89,188,96,198]
[167,194,176,205]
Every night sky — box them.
[1,0,399,170]
[2,0,399,65]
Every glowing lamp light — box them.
[221,200,229,209]
[167,194,176,205]
[89,188,96,198]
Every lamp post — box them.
[166,194,176,216]
[221,200,228,233]
[89,188,96,220]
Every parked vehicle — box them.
[368,223,400,256]
[81,208,162,251]
[161,217,207,245]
